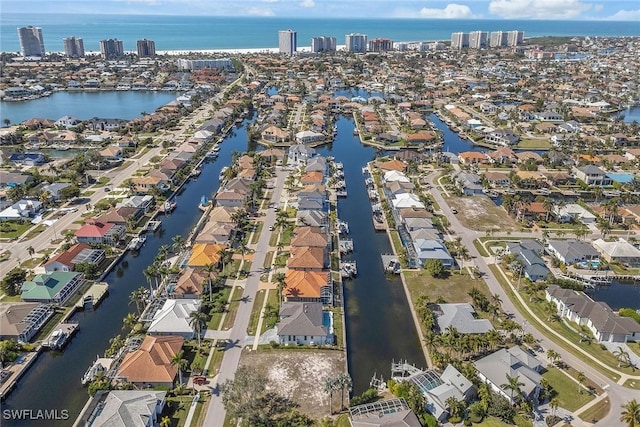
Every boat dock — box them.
[81,356,114,385]
[340,261,358,279]
[381,254,401,274]
[340,239,354,254]
[146,219,162,232]
[42,322,79,350]
[76,282,109,309]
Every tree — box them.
[550,397,559,418]
[171,350,188,385]
[122,312,137,332]
[1,268,27,296]
[129,287,147,315]
[425,258,445,278]
[621,399,640,427]
[273,272,286,302]
[159,416,171,427]
[218,248,233,275]
[614,346,631,368]
[189,310,209,348]
[337,373,353,411]
[203,263,217,301]
[172,235,186,253]
[501,374,524,403]
[547,349,561,366]
[0,340,20,366]
[324,377,338,415]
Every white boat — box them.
[127,235,146,251]
[44,330,67,350]
[219,166,229,182]
[146,220,161,231]
[191,168,201,177]
[163,200,177,213]
[337,219,349,234]
[81,356,113,385]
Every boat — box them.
[81,356,113,385]
[337,219,349,234]
[198,195,209,211]
[127,235,146,251]
[212,145,221,153]
[219,166,229,182]
[191,168,201,177]
[341,262,358,279]
[43,330,67,350]
[205,150,219,159]
[353,128,359,136]
[146,219,161,231]
[163,200,177,213]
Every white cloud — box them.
[245,6,275,16]
[418,3,473,19]
[488,0,591,19]
[261,0,279,3]
[593,4,604,12]
[300,0,315,7]
[607,8,640,20]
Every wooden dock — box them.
[42,322,79,350]
[76,282,109,309]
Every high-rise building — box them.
[137,39,156,57]
[345,33,367,53]
[489,31,508,47]
[469,31,488,49]
[450,32,469,50]
[17,26,45,57]
[278,30,297,55]
[99,39,124,59]
[368,38,394,52]
[507,31,525,47]
[63,37,85,58]
[311,36,336,53]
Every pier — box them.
[75,282,109,309]
[42,322,79,350]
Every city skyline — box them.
[3,0,640,20]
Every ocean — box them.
[2,14,639,53]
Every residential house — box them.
[458,151,487,165]
[147,299,202,339]
[474,347,543,404]
[75,219,125,245]
[195,221,234,245]
[506,241,550,282]
[120,195,155,213]
[392,193,425,210]
[54,115,81,128]
[131,175,168,193]
[414,239,454,268]
[383,170,411,184]
[288,144,316,166]
[514,202,547,221]
[452,171,484,196]
[592,238,640,267]
[80,390,166,427]
[288,246,327,271]
[99,146,123,162]
[290,226,329,248]
[262,125,290,143]
[187,244,224,268]
[349,398,422,427]
[0,200,43,221]
[546,285,640,342]
[425,365,476,421]
[44,243,105,273]
[378,159,407,173]
[434,303,494,334]
[0,302,54,343]
[304,157,327,174]
[575,165,612,186]
[485,129,520,146]
[172,269,209,298]
[284,270,332,305]
[553,203,596,224]
[40,182,71,201]
[276,301,332,346]
[96,206,143,226]
[20,272,84,305]
[295,130,324,144]
[297,209,328,227]
[9,153,46,166]
[546,240,599,265]
[116,335,184,388]
[483,171,511,187]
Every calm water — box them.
[430,112,484,154]
[588,281,640,311]
[319,116,425,393]
[1,91,179,124]
[2,14,639,53]
[2,118,252,426]
[622,106,640,124]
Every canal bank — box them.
[1,117,255,427]
[319,116,426,394]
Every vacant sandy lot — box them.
[446,196,519,232]
[239,348,347,419]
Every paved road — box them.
[203,168,287,426]
[425,171,640,425]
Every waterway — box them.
[319,116,425,394]
[2,117,252,426]
[587,281,640,311]
[1,91,179,124]
[430,112,484,154]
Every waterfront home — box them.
[483,171,511,188]
[385,180,415,196]
[433,303,494,334]
[392,193,425,210]
[75,219,125,246]
[288,144,317,166]
[506,241,550,282]
[514,201,547,222]
[484,129,520,146]
[120,195,154,213]
[116,335,184,388]
[206,206,237,224]
[215,188,248,207]
[552,203,596,225]
[487,146,518,165]
[54,115,81,129]
[0,171,33,188]
[458,151,487,165]
[474,347,543,404]
[452,171,483,196]
[425,365,475,421]
[79,390,166,427]
[96,206,143,226]
[172,269,209,299]
[574,165,612,186]
[414,239,454,269]
[187,244,224,268]
[404,217,435,232]
[262,125,290,143]
[297,209,328,227]
[592,238,640,267]
[290,226,329,248]
[44,243,105,273]
[284,270,332,305]
[300,171,324,186]
[0,302,54,343]
[287,246,327,271]
[9,152,46,166]
[276,301,332,346]
[295,130,324,144]
[383,170,411,183]
[196,222,235,245]
[20,271,84,305]
[545,240,600,265]
[148,299,202,339]
[546,285,640,343]
[349,398,421,427]
[377,159,407,173]
[99,145,123,162]
[131,175,169,193]
[0,199,43,221]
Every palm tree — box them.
[129,287,147,315]
[143,265,158,293]
[122,312,137,332]
[337,373,352,411]
[549,397,559,417]
[189,310,209,348]
[621,399,640,427]
[218,248,232,275]
[203,263,217,301]
[501,374,524,403]
[547,349,561,367]
[171,350,188,385]
[172,235,186,253]
[614,346,631,368]
[577,371,586,393]
[543,197,554,222]
[324,377,337,415]
[273,272,286,302]
[26,246,35,259]
[159,416,171,427]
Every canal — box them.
[2,117,253,426]
[319,116,425,394]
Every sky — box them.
[2,0,640,20]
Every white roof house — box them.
[383,170,410,183]
[435,303,494,334]
[392,193,425,209]
[553,203,596,224]
[147,299,201,338]
[592,238,640,267]
[0,199,43,221]
[84,390,166,427]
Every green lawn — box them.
[403,269,491,306]
[160,396,193,427]
[389,230,402,254]
[542,367,594,411]
[268,226,293,246]
[473,416,515,427]
[329,307,344,348]
[207,347,225,377]
[489,264,621,382]
[578,397,610,424]
[263,251,274,269]
[207,287,232,330]
[260,289,280,335]
[31,309,66,343]
[247,289,267,335]
[0,222,32,239]
[250,222,263,244]
[221,286,244,330]
[274,252,289,268]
